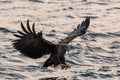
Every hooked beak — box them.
[66,48,70,54]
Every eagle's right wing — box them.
[59,17,90,44]
[13,20,56,59]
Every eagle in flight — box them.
[13,17,90,69]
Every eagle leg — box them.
[59,55,71,69]
[43,57,53,67]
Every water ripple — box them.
[0,27,14,33]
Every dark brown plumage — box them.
[13,17,90,69]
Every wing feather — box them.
[21,22,29,33]
[32,23,36,34]
[27,20,33,33]
[17,30,26,35]
[13,34,23,38]
[13,20,56,59]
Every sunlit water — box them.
[0,0,120,80]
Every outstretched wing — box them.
[59,17,90,44]
[13,20,56,59]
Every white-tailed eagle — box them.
[13,17,90,69]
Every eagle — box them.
[13,17,90,69]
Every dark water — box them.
[0,0,120,80]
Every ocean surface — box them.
[0,0,120,80]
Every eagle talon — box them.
[60,64,71,69]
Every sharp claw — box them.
[60,64,71,70]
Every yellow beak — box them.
[66,49,69,54]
